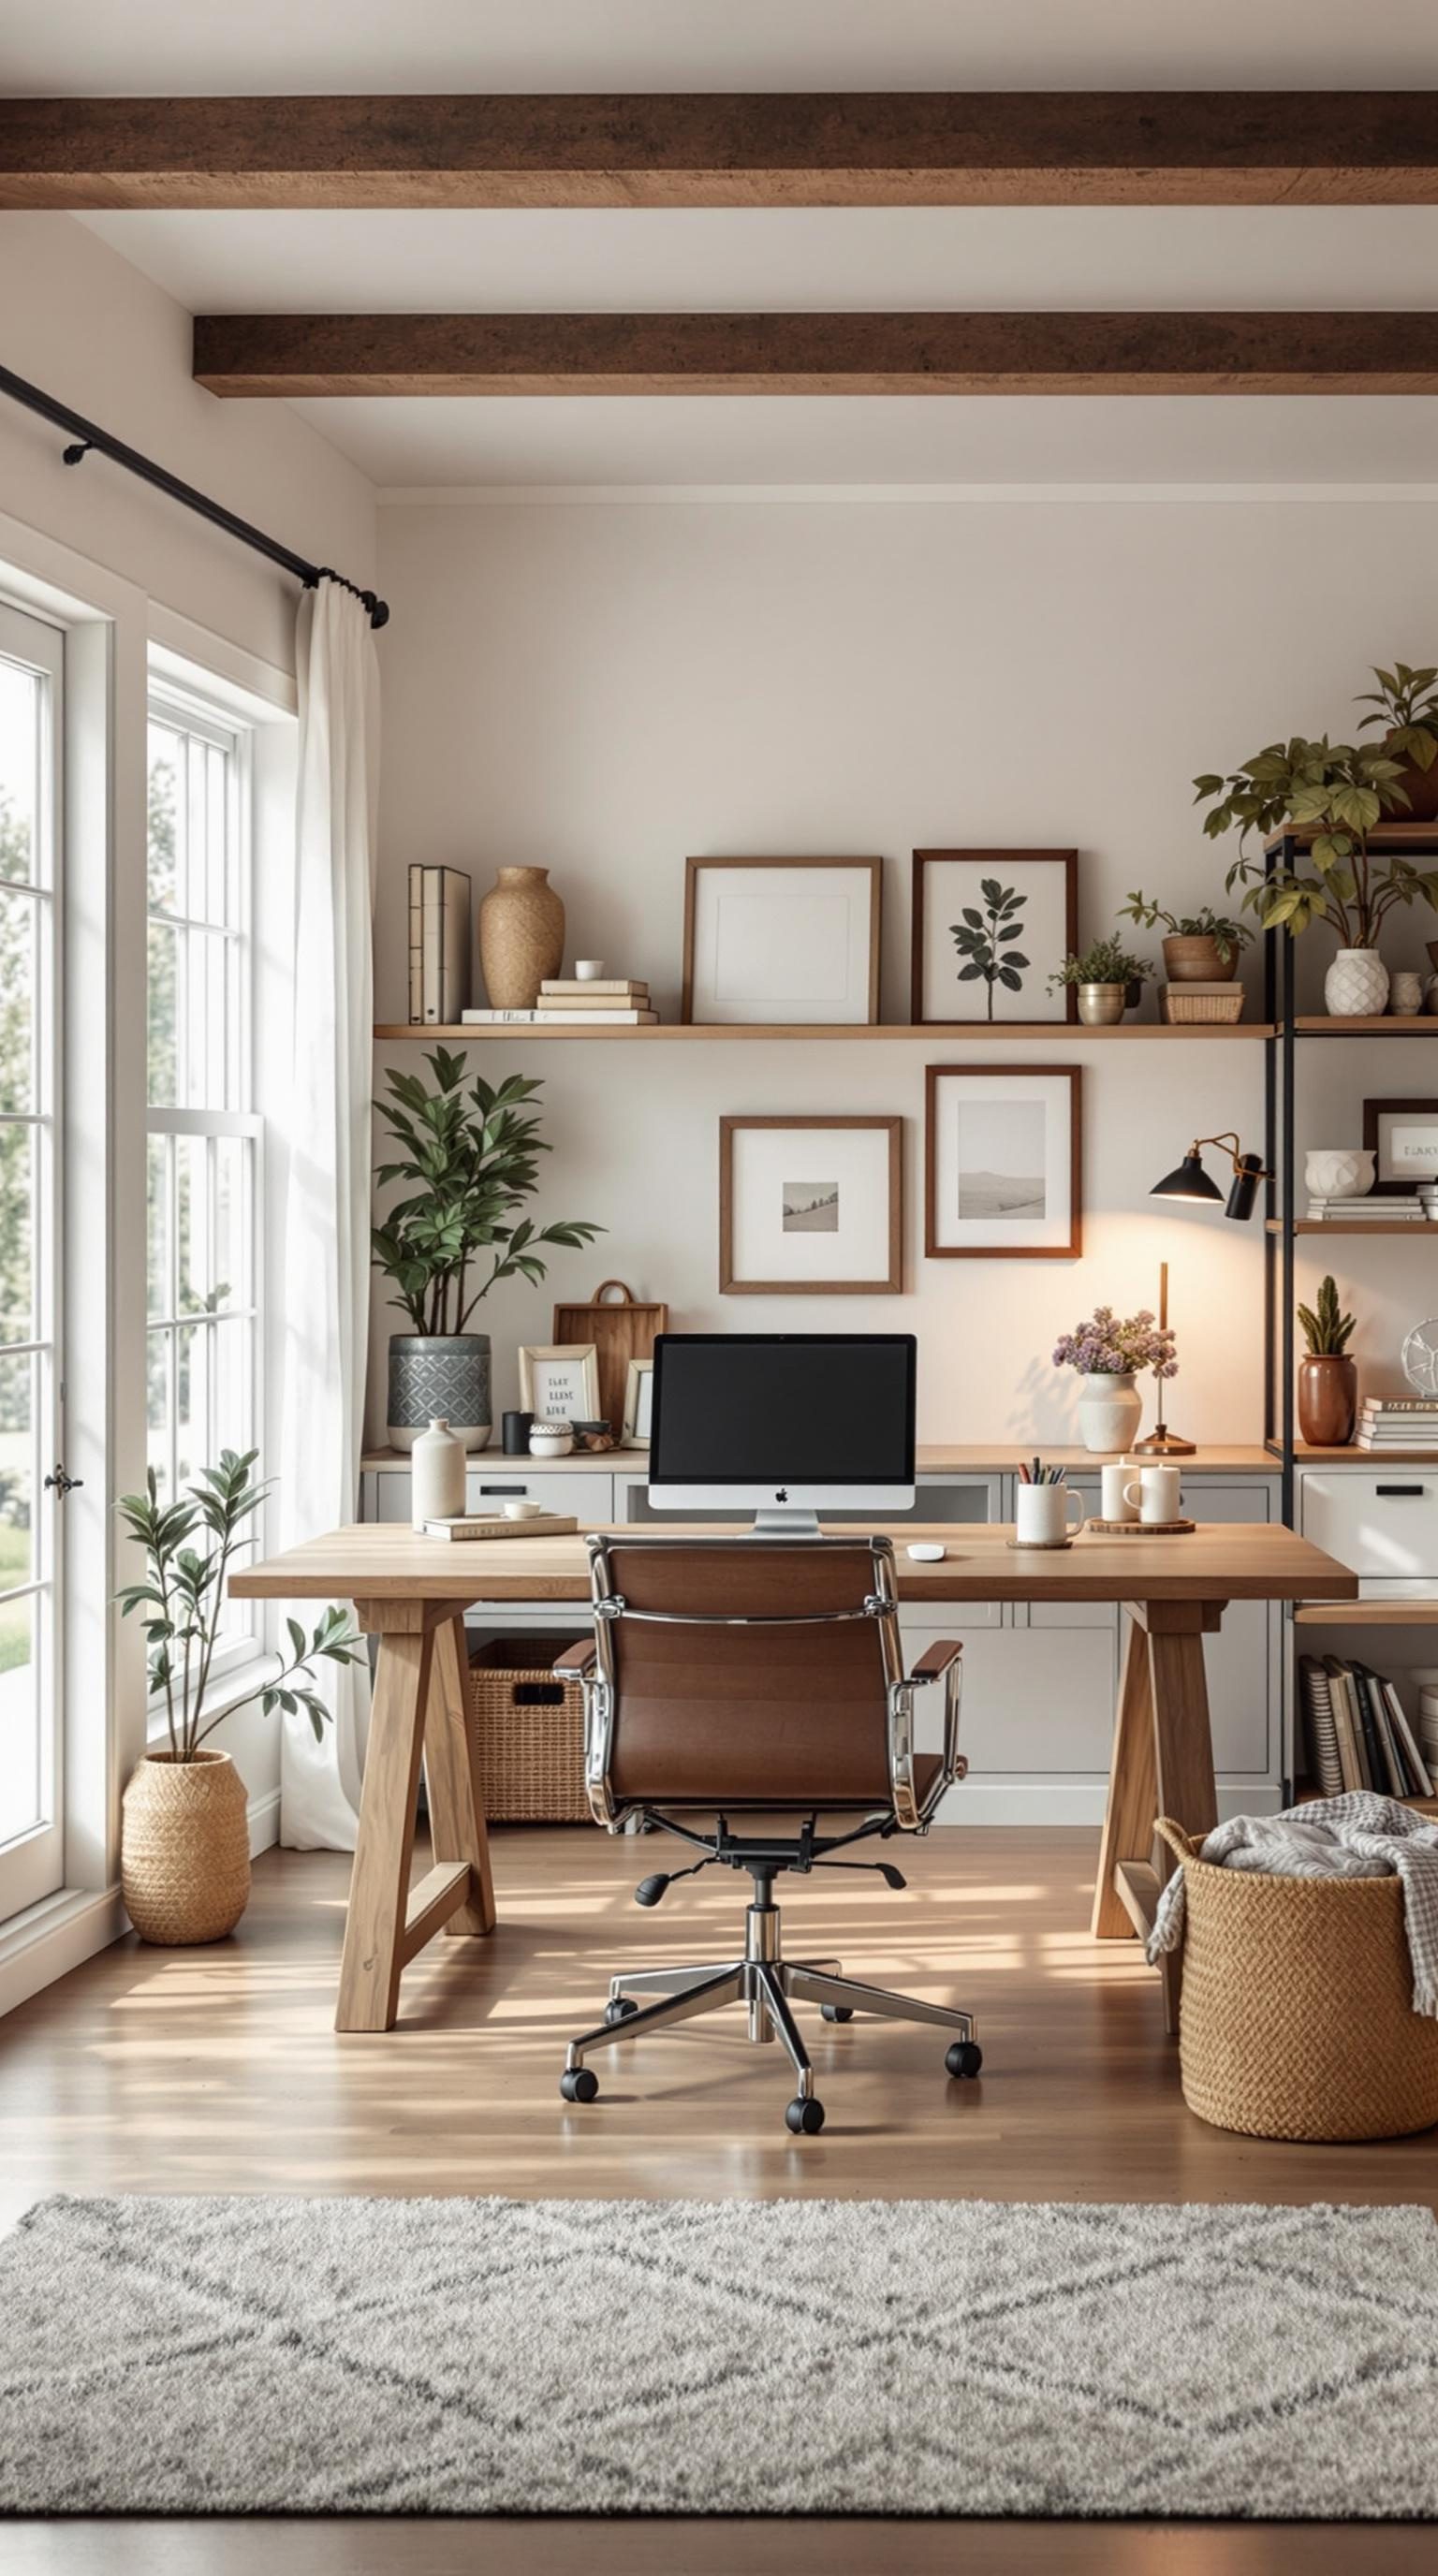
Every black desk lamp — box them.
[1137,1134,1270,1458]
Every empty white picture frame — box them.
[682,857,881,1025]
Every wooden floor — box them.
[2,1822,1435,2572]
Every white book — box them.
[540,979,649,998]
[422,1513,579,1542]
[462,1007,658,1025]
[1383,1681,1435,1799]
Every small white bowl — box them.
[503,1499,544,1519]
[574,959,606,982]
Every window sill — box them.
[145,1647,283,1751]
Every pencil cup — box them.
[1015,1484,1086,1547]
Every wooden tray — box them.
[1087,1516,1196,1537]
[550,1280,668,1438]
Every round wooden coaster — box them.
[1005,1537,1075,1551]
[1087,1516,1196,1536]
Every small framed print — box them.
[517,1343,601,1422]
[720,1115,902,1295]
[911,850,1078,1026]
[925,1065,1082,1260]
[622,1357,654,1448]
[682,857,881,1026]
[1363,1097,1438,1194]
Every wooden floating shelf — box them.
[1265,823,1438,854]
[374,1020,1276,1045]
[1278,1441,1438,1463]
[1293,1601,1438,1626]
[1291,1017,1437,1036]
[1266,1220,1437,1237]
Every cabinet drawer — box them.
[371,1469,615,1524]
[904,1623,1116,1774]
[1300,1472,1438,1581]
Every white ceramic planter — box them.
[1077,1371,1144,1455]
[1324,948,1389,1018]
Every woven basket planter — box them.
[467,1635,590,1823]
[122,1750,251,1945]
[1156,1817,1438,2143]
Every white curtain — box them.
[277,580,380,1848]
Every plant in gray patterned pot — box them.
[374,1047,603,1454]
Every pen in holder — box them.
[1014,1471,1086,1549]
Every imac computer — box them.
[647,1333,917,1535]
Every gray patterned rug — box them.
[2,2195,1436,2517]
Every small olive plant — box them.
[1047,935,1152,994]
[1297,1275,1356,1359]
[118,1449,363,1762]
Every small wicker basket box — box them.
[1160,982,1245,1025]
[466,1634,591,1823]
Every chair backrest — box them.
[587,1535,902,1808]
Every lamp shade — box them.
[1151,1151,1225,1207]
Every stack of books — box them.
[463,978,657,1027]
[1356,1398,1438,1452]
[1299,1653,1433,1799]
[1304,1193,1425,1222]
[407,865,471,1023]
[1417,1683,1438,1787]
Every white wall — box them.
[374,488,1438,1443]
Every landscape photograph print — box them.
[911,850,1078,1026]
[925,1066,1082,1261]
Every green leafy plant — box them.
[1297,1275,1356,1359]
[1356,662,1438,775]
[1047,936,1152,992]
[950,878,1029,1021]
[1194,736,1438,944]
[373,1048,604,1337]
[117,1449,363,1762]
[1118,891,1251,965]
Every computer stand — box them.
[750,1507,823,1538]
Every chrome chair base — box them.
[560,1896,980,2134]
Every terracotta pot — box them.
[122,1749,251,1945]
[1387,743,1438,824]
[477,866,565,1008]
[1297,1354,1357,1449]
[1163,933,1235,982]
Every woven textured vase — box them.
[122,1750,251,1945]
[1324,946,1388,1017]
[477,866,565,1008]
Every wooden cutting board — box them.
[550,1280,668,1438]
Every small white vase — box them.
[411,1415,466,1530]
[1324,948,1388,1018]
[1303,1148,1374,1201]
[1077,1372,1144,1455]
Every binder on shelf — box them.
[410,865,471,1025]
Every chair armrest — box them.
[553,1638,597,1682]
[907,1639,962,1686]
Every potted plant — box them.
[116,1451,363,1944]
[373,1048,603,1451]
[1118,892,1251,983]
[1047,936,1153,1027]
[1356,661,1438,825]
[1195,734,1438,1017]
[1296,1275,1357,1448]
[1052,1305,1178,1453]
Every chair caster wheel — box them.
[946,2041,983,2080]
[820,2003,854,2023]
[604,1997,639,2026]
[785,2097,826,2136]
[560,2067,599,2103]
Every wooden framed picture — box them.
[1363,1097,1438,1194]
[622,1357,654,1448]
[925,1065,1082,1260]
[911,850,1078,1026]
[517,1343,601,1422]
[682,857,881,1026]
[719,1115,902,1294]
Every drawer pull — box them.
[478,1483,526,1495]
[1375,1485,1427,1498]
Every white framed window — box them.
[145,681,263,1690]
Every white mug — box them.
[1016,1483,1086,1547]
[1123,1464,1183,1525]
[1100,1461,1138,1523]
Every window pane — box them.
[147,1133,170,1323]
[0,1350,33,1596]
[0,659,39,888]
[174,1320,209,1493]
[0,1590,38,1849]
[147,724,180,914]
[146,916,177,1108]
[147,1326,172,1501]
[213,1134,251,1314]
[0,1120,34,1347]
[0,885,36,1115]
[212,1314,252,1461]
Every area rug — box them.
[2,2195,1437,2517]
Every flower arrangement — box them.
[1052,1307,1178,1380]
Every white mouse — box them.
[905,1542,946,1562]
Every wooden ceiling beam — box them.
[6,93,1438,210]
[192,312,1438,397]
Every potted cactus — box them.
[1296,1276,1357,1448]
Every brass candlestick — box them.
[1131,1261,1195,1457]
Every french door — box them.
[0,601,66,1923]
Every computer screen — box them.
[649,1334,916,1491]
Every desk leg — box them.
[1092,1598,1224,2039]
[336,1624,433,2034]
[426,1613,496,1938]
[1091,1612,1156,1941]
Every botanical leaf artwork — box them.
[949,881,1030,1022]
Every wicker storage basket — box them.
[467,1634,591,1823]
[1159,986,1245,1024]
[1155,1816,1438,2142]
[121,1749,251,1944]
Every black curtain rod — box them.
[0,362,389,630]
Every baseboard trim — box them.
[0,1884,126,2022]
[246,1786,281,1858]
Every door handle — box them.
[43,1462,83,1497]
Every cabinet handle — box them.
[478,1483,527,1494]
[1375,1485,1426,1498]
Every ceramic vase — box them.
[478,865,565,1008]
[1324,948,1388,1018]
[1077,1371,1144,1454]
[388,1334,492,1452]
[410,1415,466,1529]
[1303,1148,1374,1201]
[122,1750,251,1945]
[1391,972,1424,1017]
[1297,1354,1357,1448]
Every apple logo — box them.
[775,1487,788,1501]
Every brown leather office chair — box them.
[553,1533,978,2135]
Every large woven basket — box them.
[1155,1816,1438,2142]
[121,1749,252,1945]
[467,1634,590,1823]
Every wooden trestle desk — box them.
[230,1521,1356,2035]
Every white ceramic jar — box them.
[529,1419,575,1459]
[1076,1372,1144,1455]
[410,1416,466,1530]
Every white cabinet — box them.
[367,1467,617,1525]
[1300,1471,1438,1590]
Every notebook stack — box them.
[1299,1654,1433,1800]
[462,979,657,1026]
[1304,1193,1425,1222]
[1356,1398,1438,1452]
